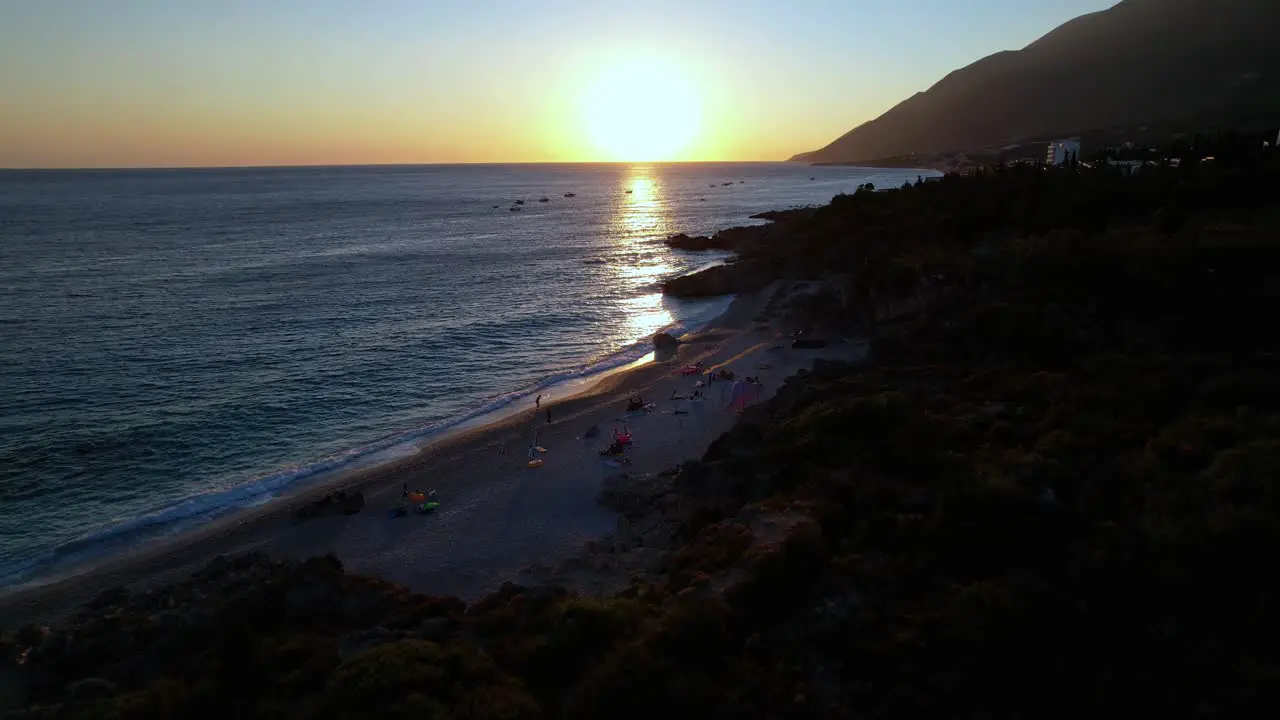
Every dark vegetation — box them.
[5,136,1280,718]
[792,0,1280,163]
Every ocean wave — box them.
[0,292,735,589]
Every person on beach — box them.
[401,484,435,503]
[535,394,543,410]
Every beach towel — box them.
[727,379,752,413]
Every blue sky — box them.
[0,0,1119,167]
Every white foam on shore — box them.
[0,292,736,589]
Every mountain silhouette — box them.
[792,0,1280,163]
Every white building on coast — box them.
[1046,138,1081,165]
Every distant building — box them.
[1046,138,1081,165]
[1111,160,1145,176]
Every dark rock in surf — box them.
[664,233,717,251]
[662,260,772,298]
[653,332,680,360]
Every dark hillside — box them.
[794,0,1280,163]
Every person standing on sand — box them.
[535,394,543,410]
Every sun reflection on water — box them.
[609,166,680,344]
[629,175,655,201]
[621,292,675,343]
[615,168,672,238]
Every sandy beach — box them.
[0,281,862,627]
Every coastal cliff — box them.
[660,260,771,298]
[660,212,810,297]
[5,138,1280,719]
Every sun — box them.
[581,56,702,162]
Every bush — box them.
[321,640,539,720]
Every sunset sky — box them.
[0,0,1117,168]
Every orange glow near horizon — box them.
[0,1,1123,168]
[0,30,810,168]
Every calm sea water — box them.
[0,162,922,586]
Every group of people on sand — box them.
[707,367,736,383]
[586,354,775,468]
[598,420,633,462]
[390,484,438,517]
[528,358,771,472]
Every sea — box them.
[0,162,925,587]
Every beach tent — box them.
[727,380,752,413]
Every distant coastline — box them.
[808,158,948,172]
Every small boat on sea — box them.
[539,197,549,202]
[515,199,525,205]
[509,206,523,212]
[564,192,576,197]
[625,189,633,194]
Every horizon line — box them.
[0,159,800,172]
